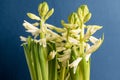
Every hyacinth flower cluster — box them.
[20,2,104,80]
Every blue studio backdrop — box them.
[0,0,120,80]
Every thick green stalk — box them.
[80,23,90,80]
[60,66,66,80]
[23,44,37,80]
[38,45,48,80]
[39,20,48,80]
[48,57,57,80]
[70,47,81,80]
[34,43,42,80]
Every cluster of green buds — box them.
[20,2,104,80]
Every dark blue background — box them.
[0,0,120,80]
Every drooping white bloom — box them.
[70,28,81,35]
[86,25,102,35]
[23,20,40,37]
[45,23,65,33]
[84,25,102,40]
[89,36,98,44]
[85,43,91,61]
[47,29,64,42]
[56,47,66,52]
[20,36,27,42]
[69,57,82,74]
[39,38,46,47]
[68,37,79,45]
[63,49,71,55]
[57,49,71,62]
[48,50,56,60]
[23,20,39,30]
[85,38,103,55]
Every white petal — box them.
[86,25,102,35]
[68,37,79,45]
[70,28,81,35]
[48,50,56,60]
[89,36,98,44]
[85,54,91,62]
[57,49,71,62]
[23,20,39,30]
[85,38,103,55]
[85,43,90,51]
[39,38,46,47]
[56,47,66,52]
[69,57,82,74]
[20,36,27,42]
[63,49,71,54]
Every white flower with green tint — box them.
[69,57,82,74]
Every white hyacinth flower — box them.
[68,37,79,45]
[57,49,71,62]
[23,20,40,37]
[70,28,81,35]
[56,47,66,52]
[45,23,65,33]
[85,43,91,61]
[47,29,64,42]
[86,25,102,35]
[39,38,46,47]
[85,38,103,55]
[69,57,82,74]
[84,25,102,40]
[20,36,27,42]
[48,50,56,60]
[89,36,98,44]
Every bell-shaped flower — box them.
[68,37,79,45]
[57,49,71,62]
[84,25,102,40]
[69,57,82,74]
[89,36,98,44]
[56,47,66,52]
[70,28,81,35]
[23,20,40,37]
[46,29,64,42]
[85,43,91,61]
[45,23,65,33]
[20,36,27,42]
[39,38,46,47]
[48,50,56,60]
[85,36,104,55]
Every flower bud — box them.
[83,12,91,23]
[38,2,49,18]
[48,50,56,60]
[27,13,40,20]
[44,8,54,21]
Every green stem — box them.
[49,57,57,80]
[38,20,48,80]
[23,44,37,80]
[60,66,66,80]
[80,23,90,80]
[34,43,42,80]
